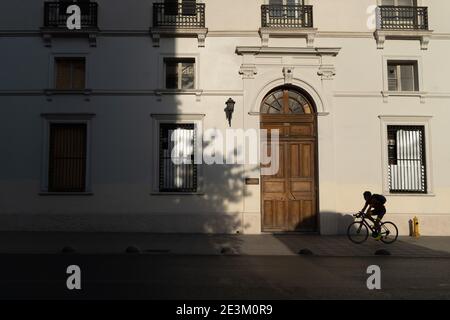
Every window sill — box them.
[150,192,205,196]
[44,89,92,101]
[155,89,203,101]
[40,27,99,34]
[381,91,427,103]
[39,192,94,196]
[383,193,435,198]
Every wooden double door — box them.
[260,88,318,232]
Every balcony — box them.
[44,1,98,29]
[150,2,208,48]
[375,6,433,50]
[41,1,99,47]
[378,6,429,31]
[259,5,317,47]
[261,5,313,29]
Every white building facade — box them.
[0,0,449,235]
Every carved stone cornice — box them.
[317,66,336,80]
[374,29,434,50]
[150,27,208,48]
[259,27,318,48]
[283,66,294,84]
[236,46,340,56]
[40,27,99,47]
[239,64,258,79]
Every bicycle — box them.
[347,212,398,244]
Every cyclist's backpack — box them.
[372,194,387,205]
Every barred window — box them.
[159,123,197,192]
[387,125,427,194]
[48,123,87,192]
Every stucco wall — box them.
[0,0,449,235]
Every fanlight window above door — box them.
[260,89,314,114]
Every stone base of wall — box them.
[320,212,450,236]
[0,212,448,236]
[0,212,261,234]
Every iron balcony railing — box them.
[153,3,206,28]
[261,5,313,28]
[377,6,429,30]
[43,1,98,28]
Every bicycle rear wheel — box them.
[380,221,398,244]
[347,221,369,244]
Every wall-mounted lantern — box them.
[224,98,235,127]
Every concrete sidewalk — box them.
[0,232,449,257]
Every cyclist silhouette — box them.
[360,191,387,240]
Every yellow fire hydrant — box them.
[413,216,421,238]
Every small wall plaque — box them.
[245,178,260,185]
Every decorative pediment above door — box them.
[236,47,341,81]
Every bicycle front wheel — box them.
[347,221,369,244]
[380,221,398,244]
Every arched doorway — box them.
[260,86,318,232]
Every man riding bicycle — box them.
[359,191,387,240]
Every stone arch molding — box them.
[250,78,327,115]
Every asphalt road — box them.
[0,254,449,300]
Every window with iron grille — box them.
[55,58,86,90]
[387,125,427,194]
[48,123,87,192]
[387,61,419,91]
[159,123,197,192]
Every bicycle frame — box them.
[354,214,391,237]
[354,215,375,232]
